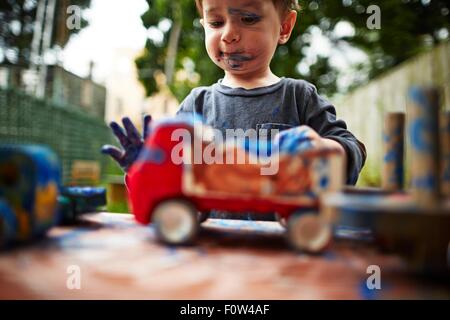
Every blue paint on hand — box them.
[101,115,152,172]
[273,127,314,155]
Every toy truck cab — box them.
[127,117,345,252]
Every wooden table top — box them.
[0,213,449,299]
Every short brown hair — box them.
[195,0,300,17]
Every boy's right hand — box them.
[101,115,152,172]
[273,125,319,154]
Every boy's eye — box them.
[241,16,261,25]
[208,21,224,28]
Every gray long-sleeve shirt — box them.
[177,77,367,185]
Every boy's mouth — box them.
[219,51,253,69]
[220,51,253,61]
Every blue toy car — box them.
[0,145,106,247]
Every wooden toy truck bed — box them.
[182,141,345,206]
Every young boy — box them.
[177,0,366,185]
[103,0,366,190]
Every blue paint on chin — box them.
[221,52,253,70]
[224,59,243,70]
[225,54,253,62]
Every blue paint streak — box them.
[409,119,433,152]
[412,174,437,190]
[320,176,329,189]
[409,87,430,110]
[358,280,379,300]
[138,146,166,164]
[271,106,281,116]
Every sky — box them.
[63,0,149,83]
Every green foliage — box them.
[136,0,216,101]
[356,158,381,187]
[136,0,449,101]
[107,201,129,214]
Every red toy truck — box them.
[126,117,345,253]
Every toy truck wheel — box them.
[152,199,199,245]
[287,212,332,253]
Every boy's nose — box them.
[221,24,241,44]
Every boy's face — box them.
[200,0,295,77]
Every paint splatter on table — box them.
[0,213,448,299]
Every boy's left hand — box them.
[101,115,152,172]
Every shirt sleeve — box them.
[301,83,367,185]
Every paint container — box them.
[407,87,441,208]
[382,112,405,191]
[440,111,450,198]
